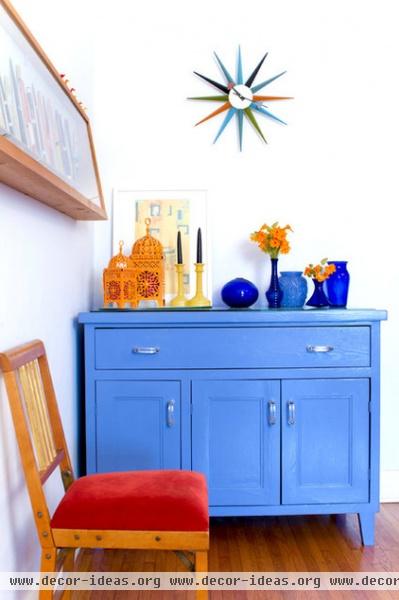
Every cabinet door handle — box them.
[306,345,334,353]
[166,399,175,427]
[268,401,277,425]
[287,401,296,425]
[132,346,160,355]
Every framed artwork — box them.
[0,0,106,220]
[113,189,211,303]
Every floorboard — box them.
[71,504,399,599]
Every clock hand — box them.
[238,93,255,103]
[232,86,255,103]
[232,87,246,101]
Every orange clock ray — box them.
[195,102,231,127]
[253,95,293,102]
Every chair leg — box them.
[62,549,75,599]
[195,551,208,600]
[40,547,57,600]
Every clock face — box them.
[188,47,292,150]
[228,84,253,109]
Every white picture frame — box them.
[112,189,211,303]
[0,0,106,219]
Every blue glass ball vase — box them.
[278,271,308,308]
[326,261,350,307]
[221,278,259,308]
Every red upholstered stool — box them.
[51,470,209,532]
[0,340,209,600]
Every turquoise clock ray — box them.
[251,71,287,93]
[213,108,236,144]
[253,104,287,125]
[188,46,292,150]
[237,110,244,150]
[236,46,243,85]
[213,52,234,85]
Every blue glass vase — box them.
[326,261,350,307]
[221,278,259,308]
[278,271,308,308]
[306,278,330,308]
[266,258,283,309]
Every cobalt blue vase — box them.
[306,278,330,308]
[221,278,259,308]
[266,258,283,309]
[278,271,308,308]
[326,261,350,307]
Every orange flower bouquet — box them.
[250,222,293,308]
[250,222,292,259]
[304,259,336,282]
[304,258,336,307]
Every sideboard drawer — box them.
[94,326,370,370]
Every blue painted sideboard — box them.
[78,308,387,545]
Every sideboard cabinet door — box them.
[192,380,280,506]
[282,379,370,505]
[95,380,181,473]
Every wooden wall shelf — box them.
[0,134,106,220]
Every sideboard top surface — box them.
[78,308,387,326]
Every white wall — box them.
[0,0,97,586]
[90,0,399,491]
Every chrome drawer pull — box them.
[268,401,277,425]
[132,347,160,355]
[167,399,175,427]
[287,401,296,425]
[306,345,334,353]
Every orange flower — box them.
[304,259,336,281]
[250,222,293,259]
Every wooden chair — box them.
[0,340,209,599]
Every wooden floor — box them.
[73,504,399,599]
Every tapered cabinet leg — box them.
[358,512,375,546]
[195,551,208,600]
[40,548,57,599]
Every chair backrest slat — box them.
[39,449,66,484]
[19,360,57,470]
[20,362,51,469]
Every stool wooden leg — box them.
[195,551,208,600]
[40,547,57,599]
[62,549,75,599]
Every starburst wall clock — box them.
[188,47,292,150]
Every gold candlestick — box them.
[187,263,211,307]
[169,264,187,307]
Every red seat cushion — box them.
[51,470,208,532]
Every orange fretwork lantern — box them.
[130,218,165,308]
[103,241,136,308]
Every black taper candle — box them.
[196,227,203,263]
[177,230,183,264]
